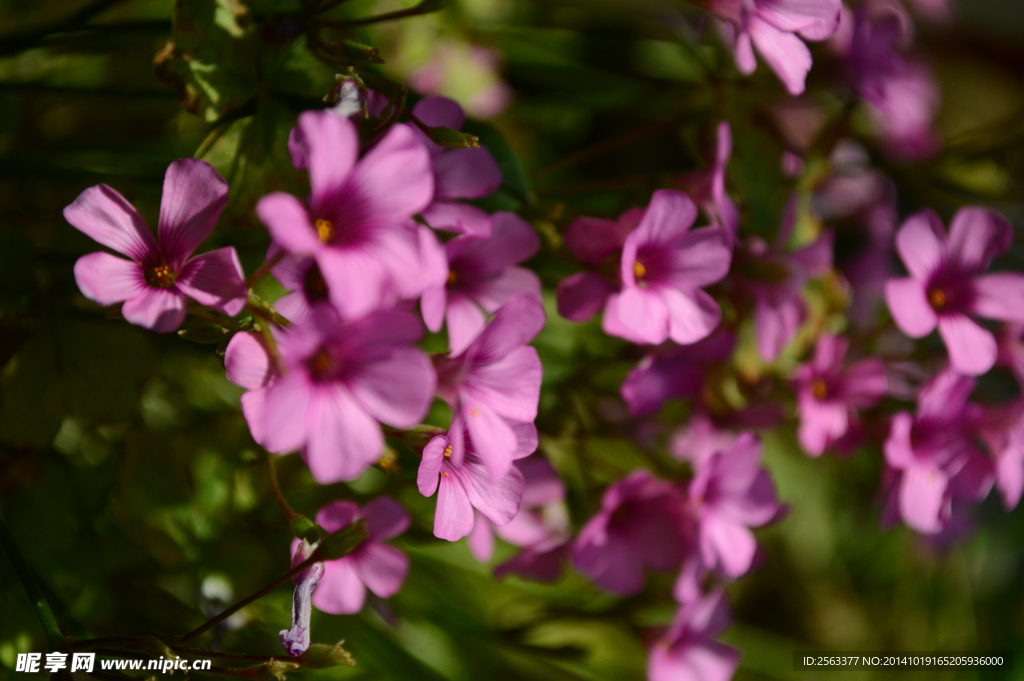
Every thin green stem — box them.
[0,515,64,648]
[245,250,286,289]
[266,452,300,522]
[314,0,443,28]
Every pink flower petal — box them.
[349,348,435,428]
[435,474,475,540]
[467,514,495,562]
[312,558,365,614]
[734,30,757,74]
[352,543,408,598]
[412,95,466,129]
[885,276,937,338]
[260,374,312,454]
[630,189,698,249]
[225,332,273,390]
[121,287,186,333]
[462,398,519,482]
[757,0,842,40]
[972,272,1024,323]
[604,287,669,344]
[459,453,525,525]
[755,294,802,361]
[749,20,813,95]
[894,210,945,279]
[948,206,1013,271]
[472,267,543,313]
[433,147,502,200]
[419,436,448,497]
[843,358,888,407]
[176,246,248,316]
[564,215,633,265]
[256,192,321,255]
[662,287,723,345]
[64,184,157,262]
[446,294,488,357]
[240,389,268,444]
[73,252,145,305]
[938,313,997,376]
[292,111,358,210]
[466,294,546,362]
[464,346,542,422]
[316,500,360,533]
[699,516,757,577]
[363,496,410,541]
[157,158,229,267]
[556,272,615,322]
[421,284,448,332]
[666,227,733,289]
[421,201,492,236]
[304,386,384,484]
[317,247,388,320]
[899,465,947,534]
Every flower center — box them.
[315,218,334,244]
[811,378,829,401]
[303,265,329,302]
[447,270,458,285]
[633,261,647,281]
[306,347,338,379]
[443,445,452,457]
[145,264,176,288]
[927,288,946,312]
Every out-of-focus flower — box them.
[884,368,992,534]
[257,111,444,321]
[418,433,525,541]
[304,497,411,614]
[621,328,735,418]
[648,591,741,681]
[845,7,939,159]
[224,308,435,484]
[679,121,740,243]
[413,96,502,237]
[735,206,833,361]
[885,207,1024,376]
[997,323,1024,389]
[556,208,642,322]
[710,0,843,95]
[603,189,733,346]
[435,294,545,481]
[66,159,247,332]
[977,401,1024,511]
[572,470,689,595]
[421,212,541,355]
[671,412,740,470]
[795,333,888,456]
[686,433,782,581]
[409,41,512,119]
[280,538,324,656]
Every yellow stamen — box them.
[442,471,449,477]
[811,379,828,401]
[470,408,480,417]
[447,270,458,285]
[443,445,452,457]
[928,288,946,311]
[633,261,647,281]
[315,218,334,243]
[308,348,334,376]
[145,264,176,288]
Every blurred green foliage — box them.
[2,0,1024,680]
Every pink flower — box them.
[413,96,503,238]
[257,111,443,321]
[977,401,1024,511]
[648,591,740,681]
[556,207,642,323]
[679,121,740,243]
[883,368,992,534]
[687,433,782,581]
[671,413,740,470]
[603,190,733,346]
[795,333,888,456]
[421,212,541,355]
[711,0,843,95]
[418,434,525,541]
[735,210,833,361]
[66,159,247,332]
[303,497,411,614]
[621,328,735,418]
[224,307,435,484]
[572,470,689,596]
[846,8,939,159]
[435,294,545,481]
[885,207,1024,375]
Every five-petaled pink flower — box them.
[795,333,888,456]
[258,110,444,321]
[885,206,1024,375]
[883,368,992,534]
[572,470,689,596]
[603,189,733,346]
[435,294,545,481]
[421,211,541,355]
[648,590,741,681]
[302,497,411,614]
[418,433,525,541]
[66,158,247,332]
[711,0,843,95]
[224,307,435,484]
